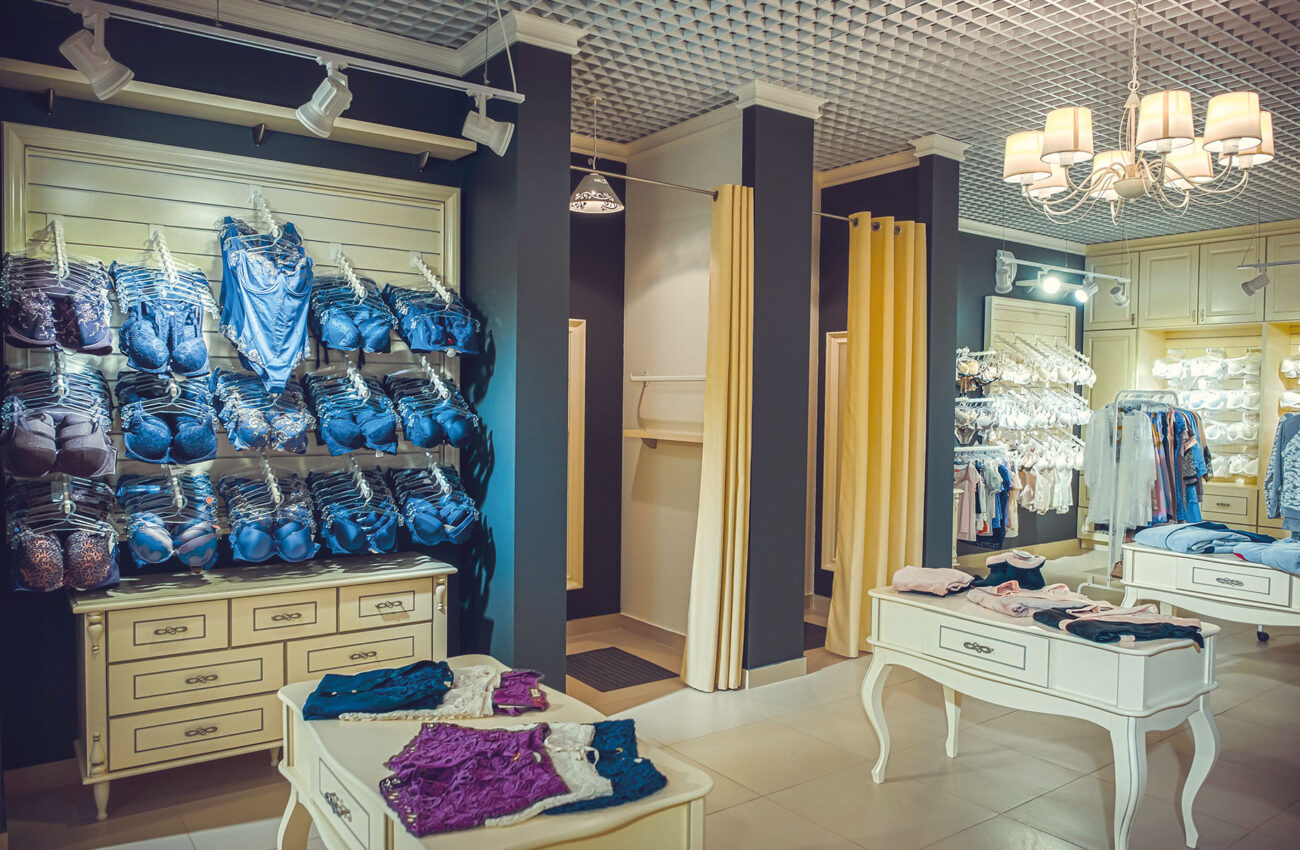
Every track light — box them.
[1074,276,1100,303]
[296,61,352,138]
[1110,283,1130,308]
[462,94,515,156]
[1073,287,1089,303]
[1040,272,1062,294]
[994,249,1017,294]
[59,7,133,101]
[1242,270,1270,296]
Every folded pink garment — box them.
[966,581,1098,617]
[892,565,973,596]
[1064,603,1201,628]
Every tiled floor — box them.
[8,551,1299,849]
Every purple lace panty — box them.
[493,670,548,716]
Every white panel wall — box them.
[621,111,742,635]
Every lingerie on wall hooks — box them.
[0,354,117,479]
[217,456,319,564]
[304,354,401,456]
[387,456,479,547]
[384,357,479,450]
[309,245,398,356]
[2,219,114,356]
[116,467,221,573]
[307,459,402,555]
[6,474,120,592]
[116,371,219,464]
[211,367,314,454]
[381,252,481,356]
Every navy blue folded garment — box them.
[545,720,668,815]
[1033,609,1203,648]
[1134,521,1274,554]
[303,660,455,720]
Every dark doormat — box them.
[566,647,678,692]
[804,620,827,651]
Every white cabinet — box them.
[1083,329,1137,415]
[1199,239,1265,324]
[1138,246,1199,327]
[1265,233,1300,321]
[1084,255,1137,329]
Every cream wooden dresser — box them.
[69,555,454,820]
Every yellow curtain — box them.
[826,216,928,657]
[683,184,754,692]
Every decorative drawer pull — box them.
[271,611,304,622]
[961,640,994,655]
[1214,502,1232,508]
[184,725,219,738]
[153,625,189,636]
[374,600,406,611]
[184,673,219,685]
[1214,576,1245,587]
[349,650,379,661]
[323,791,352,821]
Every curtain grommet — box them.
[871,221,881,231]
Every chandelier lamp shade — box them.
[1003,0,1275,223]
[570,95,625,214]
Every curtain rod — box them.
[571,165,717,198]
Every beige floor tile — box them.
[662,749,760,815]
[739,660,873,716]
[1220,682,1300,733]
[776,694,945,760]
[186,816,280,850]
[767,761,996,850]
[1005,774,1247,850]
[704,797,863,850]
[965,710,1125,774]
[1208,681,1269,715]
[1093,736,1300,830]
[1214,651,1300,692]
[1225,832,1300,850]
[882,726,1083,813]
[918,814,1086,850]
[611,687,770,746]
[1255,798,1300,840]
[1166,715,1300,781]
[671,719,866,795]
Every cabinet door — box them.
[1084,254,1136,330]
[1138,246,1198,327]
[1200,238,1265,324]
[1264,233,1300,321]
[1083,330,1137,418]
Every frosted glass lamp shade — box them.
[1003,131,1050,183]
[1164,137,1214,189]
[1221,112,1273,168]
[1026,165,1068,199]
[1136,90,1194,153]
[1041,107,1094,166]
[1203,92,1262,154]
[569,172,624,214]
[1088,150,1132,199]
[59,28,133,101]
[296,69,353,138]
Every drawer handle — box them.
[184,725,219,738]
[323,791,352,821]
[1215,502,1232,508]
[374,600,406,611]
[1215,576,1245,587]
[961,640,995,655]
[184,673,219,685]
[153,625,189,636]
[349,650,379,661]
[271,611,303,622]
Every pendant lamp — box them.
[570,96,624,214]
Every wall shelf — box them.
[623,428,704,448]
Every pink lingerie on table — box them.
[966,580,1095,617]
[892,565,973,596]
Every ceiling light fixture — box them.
[1241,270,1270,295]
[295,60,352,138]
[570,95,624,214]
[59,2,133,101]
[1002,0,1272,223]
[1110,283,1131,308]
[994,249,1017,294]
[462,93,515,156]
[995,251,1130,304]
[1040,272,1062,295]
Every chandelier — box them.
[1002,0,1274,222]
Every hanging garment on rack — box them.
[116,472,220,572]
[382,283,480,355]
[310,273,397,354]
[116,372,218,464]
[307,466,401,555]
[6,477,119,592]
[217,217,313,393]
[384,372,479,450]
[953,461,981,542]
[388,465,478,546]
[211,368,313,454]
[3,251,113,355]
[111,261,213,377]
[1265,412,1300,531]
[218,473,319,563]
[1,365,116,478]
[304,371,400,455]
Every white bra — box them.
[1282,390,1300,409]
[1227,455,1259,477]
[1282,357,1300,379]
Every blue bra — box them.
[229,517,318,563]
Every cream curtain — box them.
[826,216,928,658]
[683,184,754,692]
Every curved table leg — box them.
[278,787,313,850]
[1181,696,1219,848]
[861,655,891,783]
[943,686,961,759]
[1109,716,1148,850]
[1120,587,1139,607]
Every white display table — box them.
[861,587,1219,850]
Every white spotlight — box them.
[296,62,353,138]
[1242,270,1270,296]
[1040,273,1062,294]
[994,249,1017,294]
[1110,283,1130,308]
[1073,287,1089,303]
[463,94,515,156]
[59,9,133,101]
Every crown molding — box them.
[623,106,739,159]
[815,150,917,189]
[570,133,631,162]
[459,13,585,74]
[732,81,825,119]
[910,134,968,162]
[958,218,1086,255]
[1085,217,1300,256]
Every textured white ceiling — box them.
[261,0,1300,243]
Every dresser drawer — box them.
[1199,486,1257,525]
[231,589,337,646]
[317,755,380,850]
[287,623,432,682]
[108,601,228,661]
[338,579,432,632]
[109,644,284,716]
[1177,559,1290,607]
[879,602,1050,687]
[109,693,279,771]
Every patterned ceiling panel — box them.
[261,0,1300,243]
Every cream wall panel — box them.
[1265,234,1300,321]
[1138,246,1198,328]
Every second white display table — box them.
[861,587,1220,850]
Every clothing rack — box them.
[410,251,455,299]
[953,445,1009,459]
[629,373,706,382]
